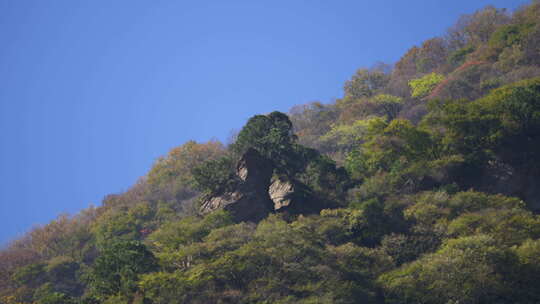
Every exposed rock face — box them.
[269,177,328,215]
[269,178,295,210]
[199,149,274,222]
[200,191,243,213]
[199,188,273,222]
[236,148,273,186]
[200,148,329,222]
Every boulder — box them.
[269,177,326,215]
[269,178,295,210]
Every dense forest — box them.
[2,2,540,303]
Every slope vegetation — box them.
[2,2,540,304]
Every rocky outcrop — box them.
[269,178,295,210]
[199,188,273,222]
[199,149,274,222]
[236,148,273,186]
[269,177,328,215]
[199,148,326,222]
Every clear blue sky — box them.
[0,0,528,244]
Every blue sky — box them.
[0,0,529,244]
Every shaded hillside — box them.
[2,2,540,304]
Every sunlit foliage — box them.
[3,2,540,303]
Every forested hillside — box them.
[2,2,540,303]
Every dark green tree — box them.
[191,156,236,194]
[231,111,296,163]
[87,240,158,300]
